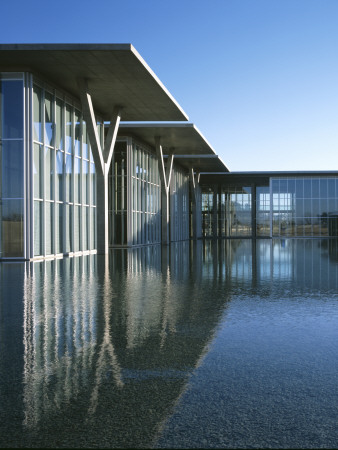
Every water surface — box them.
[1,239,338,448]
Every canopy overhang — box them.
[0,44,188,121]
[118,122,229,172]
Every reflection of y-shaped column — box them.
[88,254,123,416]
[77,78,121,255]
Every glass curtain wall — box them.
[202,187,252,238]
[256,186,270,236]
[170,165,189,241]
[130,140,161,245]
[32,81,97,258]
[0,73,24,258]
[110,139,161,246]
[272,177,338,237]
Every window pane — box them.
[83,160,89,205]
[65,154,72,202]
[55,98,63,150]
[83,121,88,160]
[55,203,63,254]
[74,158,81,203]
[1,140,23,198]
[65,105,72,154]
[45,147,54,200]
[45,202,54,255]
[1,199,23,257]
[74,110,81,157]
[56,150,63,201]
[34,200,43,256]
[0,79,23,139]
[33,143,43,199]
[44,91,53,146]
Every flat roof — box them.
[0,44,188,121]
[200,171,338,185]
[118,122,229,172]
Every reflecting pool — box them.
[1,239,338,448]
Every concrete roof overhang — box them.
[118,122,229,172]
[0,44,188,121]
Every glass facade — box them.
[170,166,189,241]
[32,82,97,258]
[0,74,24,257]
[110,138,161,246]
[271,177,338,237]
[202,186,252,237]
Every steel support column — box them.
[155,137,174,245]
[77,78,121,254]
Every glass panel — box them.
[328,179,335,198]
[55,203,63,254]
[33,143,43,199]
[33,85,42,142]
[74,158,81,204]
[1,199,23,257]
[65,105,72,154]
[65,154,72,202]
[34,200,43,256]
[320,179,328,198]
[44,91,53,146]
[0,79,23,139]
[55,98,63,150]
[90,163,96,206]
[45,147,54,200]
[82,121,88,160]
[83,160,89,205]
[65,204,72,253]
[56,150,63,201]
[304,179,311,198]
[45,202,53,255]
[74,205,80,251]
[312,179,319,198]
[74,110,81,157]
[1,140,23,198]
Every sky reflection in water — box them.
[1,239,338,448]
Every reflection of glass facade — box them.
[0,74,24,257]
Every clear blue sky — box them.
[2,0,338,171]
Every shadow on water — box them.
[1,239,338,448]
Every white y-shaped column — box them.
[77,78,121,254]
[189,167,198,240]
[155,137,174,245]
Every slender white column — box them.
[77,78,121,254]
[155,137,174,245]
[189,167,197,240]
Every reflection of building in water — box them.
[201,239,338,291]
[20,245,228,447]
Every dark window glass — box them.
[328,179,335,198]
[304,179,311,198]
[312,179,319,198]
[44,91,53,146]
[320,179,328,198]
[287,179,295,193]
[0,80,23,139]
[1,199,24,257]
[296,179,304,197]
[1,140,23,198]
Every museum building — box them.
[0,44,338,260]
